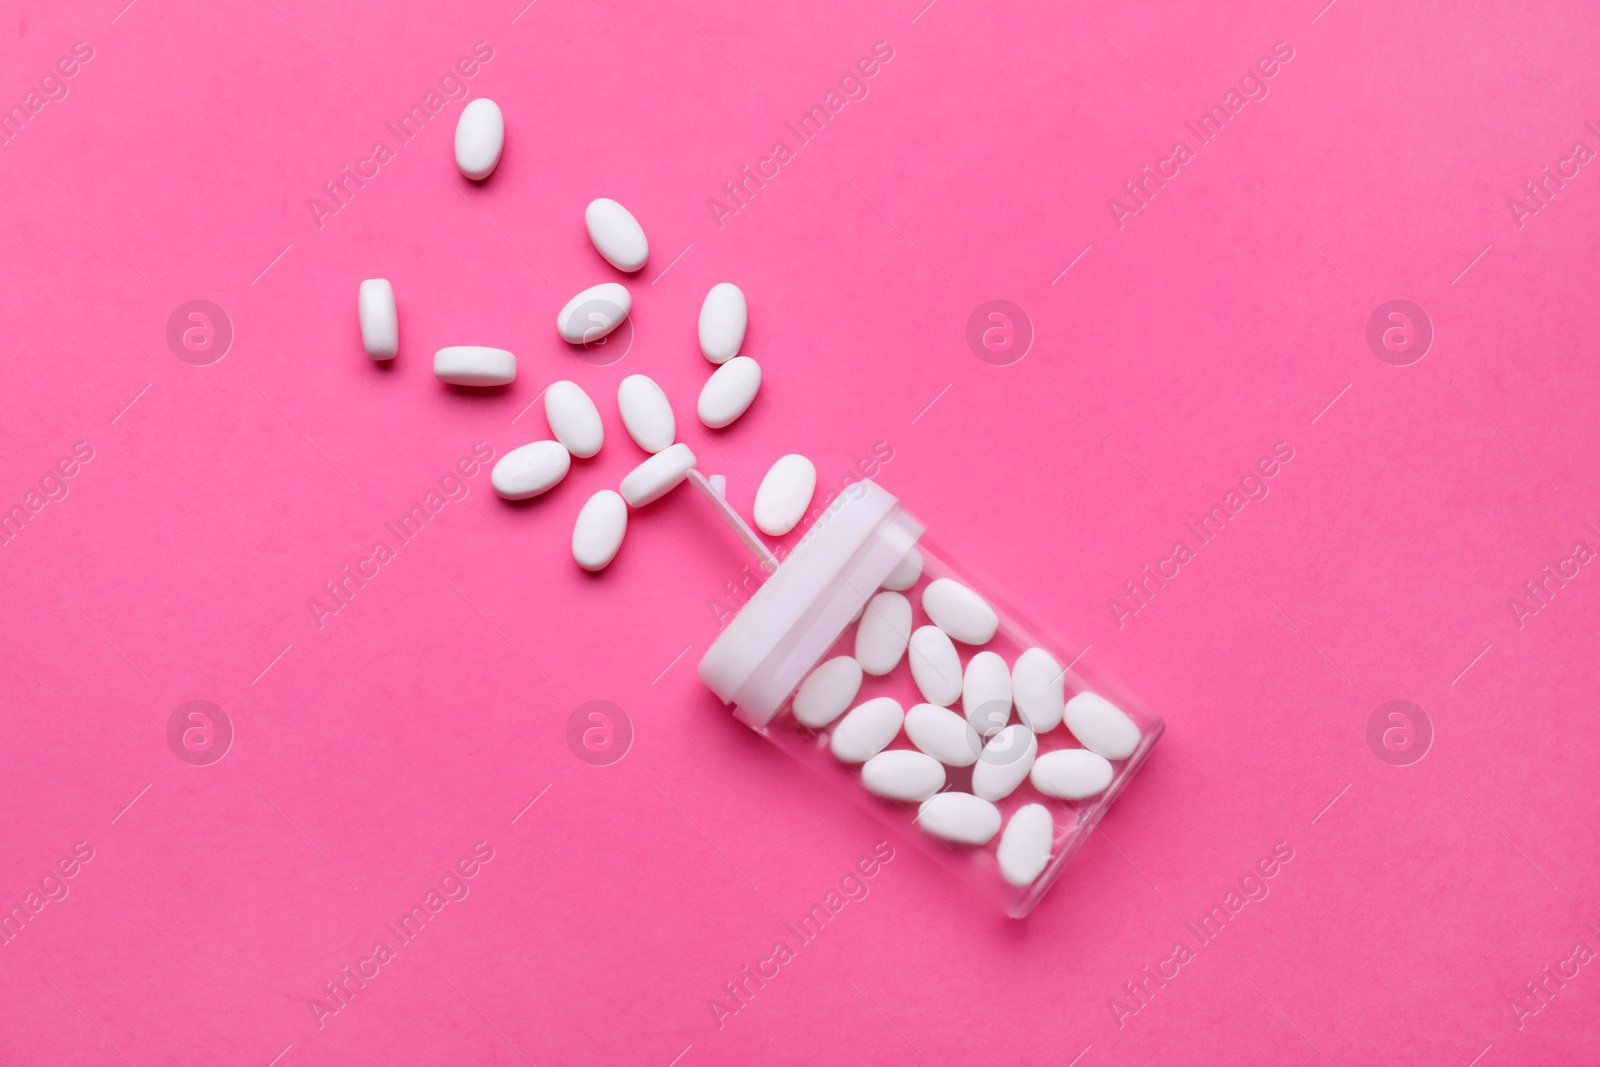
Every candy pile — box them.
[352,97,1152,897]
[353,99,820,571]
[793,569,1143,887]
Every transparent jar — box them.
[695,475,1164,917]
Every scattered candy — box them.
[619,442,696,507]
[434,345,515,386]
[454,98,504,180]
[572,489,628,571]
[491,441,570,500]
[752,454,816,537]
[544,380,604,459]
[556,282,631,345]
[358,279,397,360]
[584,197,649,272]
[617,374,675,453]
[697,355,761,428]
[698,282,747,364]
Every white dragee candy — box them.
[962,651,1013,736]
[1030,748,1113,800]
[881,547,923,591]
[855,591,911,676]
[829,697,903,763]
[619,443,696,507]
[572,489,627,571]
[908,625,961,707]
[454,98,504,180]
[697,355,761,429]
[922,578,998,644]
[1012,647,1065,733]
[917,792,1001,845]
[543,380,603,458]
[434,346,516,386]
[1064,693,1141,760]
[860,750,945,802]
[491,441,570,500]
[997,804,1053,887]
[792,656,862,728]
[698,282,747,364]
[358,279,397,360]
[904,703,982,767]
[584,198,649,272]
[972,724,1037,802]
[617,374,675,453]
[753,454,816,537]
[556,282,631,345]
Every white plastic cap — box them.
[698,480,923,727]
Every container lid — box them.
[698,480,923,726]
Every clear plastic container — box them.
[695,474,1164,917]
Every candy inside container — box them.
[696,475,1164,917]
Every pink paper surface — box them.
[2,0,1598,1063]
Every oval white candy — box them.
[753,454,816,537]
[882,547,923,591]
[358,279,397,360]
[619,442,696,507]
[997,804,1054,887]
[454,98,504,180]
[544,380,603,458]
[904,703,982,767]
[616,374,675,453]
[829,697,903,763]
[434,346,516,386]
[908,626,961,706]
[855,591,911,676]
[922,578,998,644]
[584,198,649,273]
[491,441,570,500]
[572,489,627,571]
[860,750,945,802]
[1030,748,1113,800]
[697,355,761,429]
[917,792,1001,845]
[556,282,632,345]
[1012,647,1065,733]
[1064,693,1141,760]
[792,656,863,728]
[962,651,1013,735]
[971,724,1037,802]
[698,282,747,364]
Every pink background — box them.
[3,0,1599,1063]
